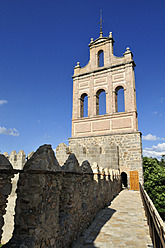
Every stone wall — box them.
[56,143,71,165]
[1,173,20,244]
[3,150,34,170]
[56,131,143,185]
[0,155,14,242]
[2,144,121,248]
[1,150,34,244]
[69,132,143,185]
[56,140,119,170]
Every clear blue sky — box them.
[0,0,165,158]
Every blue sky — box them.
[0,0,165,159]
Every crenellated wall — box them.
[3,150,34,170]
[1,144,121,248]
[1,150,34,244]
[0,155,14,242]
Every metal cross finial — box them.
[99,10,104,37]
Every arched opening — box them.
[98,50,104,67]
[83,147,86,154]
[121,172,127,188]
[115,86,125,112]
[96,89,106,115]
[80,93,88,117]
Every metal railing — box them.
[139,183,165,248]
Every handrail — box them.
[139,183,165,248]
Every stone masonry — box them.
[1,144,121,248]
[1,150,34,244]
[0,155,14,242]
[57,30,143,187]
[69,131,143,184]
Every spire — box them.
[99,10,104,37]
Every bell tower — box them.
[71,32,138,137]
[69,29,143,186]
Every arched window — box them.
[96,89,106,115]
[115,86,125,112]
[80,93,88,117]
[98,50,104,67]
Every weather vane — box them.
[99,10,104,37]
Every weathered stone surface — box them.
[2,184,12,196]
[0,155,13,170]
[4,150,27,170]
[0,156,14,243]
[56,143,71,166]
[81,160,93,173]
[4,172,62,247]
[69,132,143,185]
[56,140,119,171]
[24,144,61,171]
[62,153,82,173]
[2,147,121,248]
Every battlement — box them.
[3,150,34,170]
[0,144,121,247]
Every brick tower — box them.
[68,29,143,188]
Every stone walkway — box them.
[72,190,153,248]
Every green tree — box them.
[143,156,165,221]
[160,154,165,167]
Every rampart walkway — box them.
[72,190,153,248]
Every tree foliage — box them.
[143,156,165,221]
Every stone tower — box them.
[68,30,143,187]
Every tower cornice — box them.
[72,60,135,79]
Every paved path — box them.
[72,190,153,248]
